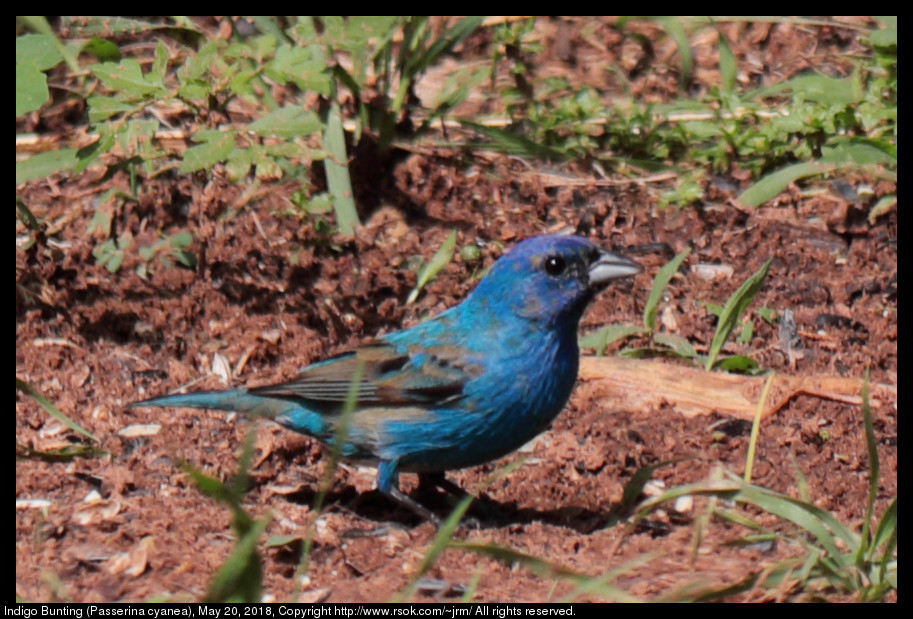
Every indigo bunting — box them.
[130,234,641,524]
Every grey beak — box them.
[588,249,642,286]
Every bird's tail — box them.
[129,389,295,419]
[130,389,337,442]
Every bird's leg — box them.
[418,472,471,499]
[418,472,506,524]
[377,460,441,526]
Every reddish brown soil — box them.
[16,17,895,602]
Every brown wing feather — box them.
[248,340,478,408]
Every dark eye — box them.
[544,255,567,276]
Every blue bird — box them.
[130,234,641,524]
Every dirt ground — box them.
[16,18,896,602]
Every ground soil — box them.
[16,17,896,602]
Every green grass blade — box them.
[734,483,858,561]
[204,512,270,602]
[705,258,770,371]
[296,360,364,586]
[643,248,691,332]
[406,230,457,304]
[738,162,834,207]
[402,16,485,79]
[716,26,736,96]
[17,443,106,461]
[17,378,99,443]
[751,73,863,106]
[177,429,268,602]
[620,460,678,513]
[392,493,474,602]
[857,370,876,552]
[744,372,774,482]
[657,17,693,87]
[450,541,643,602]
[323,102,359,235]
[458,120,566,160]
[872,498,897,588]
[633,477,742,522]
[395,16,485,113]
[559,552,658,602]
[870,496,897,558]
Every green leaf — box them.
[868,27,897,48]
[304,193,333,214]
[16,34,62,115]
[652,332,700,360]
[16,198,42,232]
[138,243,159,262]
[736,318,754,344]
[704,302,723,317]
[16,149,79,184]
[16,62,50,117]
[86,209,112,236]
[105,252,123,273]
[407,230,458,305]
[705,258,771,371]
[249,107,324,138]
[714,355,759,373]
[82,38,121,62]
[757,307,778,324]
[820,142,897,166]
[579,324,646,356]
[266,45,332,95]
[16,33,62,70]
[265,534,303,548]
[179,131,237,173]
[169,231,193,249]
[753,73,862,106]
[172,249,197,269]
[74,125,116,175]
[90,59,165,98]
[225,147,257,182]
[86,95,136,122]
[148,40,169,86]
[176,80,211,101]
[254,157,281,181]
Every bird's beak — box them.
[588,249,642,286]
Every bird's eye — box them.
[544,255,567,276]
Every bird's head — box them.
[465,234,642,327]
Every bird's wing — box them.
[248,339,482,410]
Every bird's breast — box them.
[387,330,580,471]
